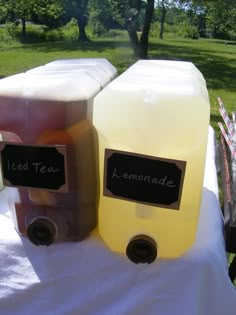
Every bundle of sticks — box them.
[218,97,236,252]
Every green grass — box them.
[0,34,136,76]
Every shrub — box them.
[150,21,160,38]
[0,23,18,46]
[150,21,200,40]
[92,22,109,37]
[5,22,18,38]
[20,23,46,43]
[227,30,236,41]
[61,18,79,42]
[177,22,199,39]
[44,28,63,41]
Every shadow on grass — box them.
[4,37,236,92]
[208,40,236,46]
[17,39,136,74]
[210,114,221,129]
[149,41,236,92]
[20,39,132,53]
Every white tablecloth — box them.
[0,126,236,315]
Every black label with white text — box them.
[104,149,186,210]
[0,143,68,192]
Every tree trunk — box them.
[126,19,141,58]
[139,0,155,59]
[78,22,89,41]
[22,17,26,38]
[159,0,166,40]
[77,0,89,42]
[125,0,154,59]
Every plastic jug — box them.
[93,60,210,262]
[0,59,116,246]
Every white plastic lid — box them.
[45,58,117,80]
[0,71,101,101]
[101,60,208,100]
[27,64,111,88]
[0,73,26,96]
[125,60,205,84]
[23,71,101,101]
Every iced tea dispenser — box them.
[93,60,210,263]
[0,59,116,246]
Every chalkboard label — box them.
[104,149,186,210]
[0,142,68,192]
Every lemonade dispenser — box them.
[93,60,210,263]
[0,59,116,246]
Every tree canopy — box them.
[0,0,236,57]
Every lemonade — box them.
[93,60,210,262]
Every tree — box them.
[140,0,155,58]
[205,0,236,39]
[180,0,236,39]
[110,0,155,59]
[0,0,34,37]
[0,0,8,23]
[88,0,112,36]
[155,0,180,39]
[159,0,167,39]
[69,0,89,41]
[0,0,66,35]
[33,0,65,29]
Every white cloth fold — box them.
[0,126,236,315]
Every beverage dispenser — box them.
[93,60,210,263]
[0,59,116,246]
